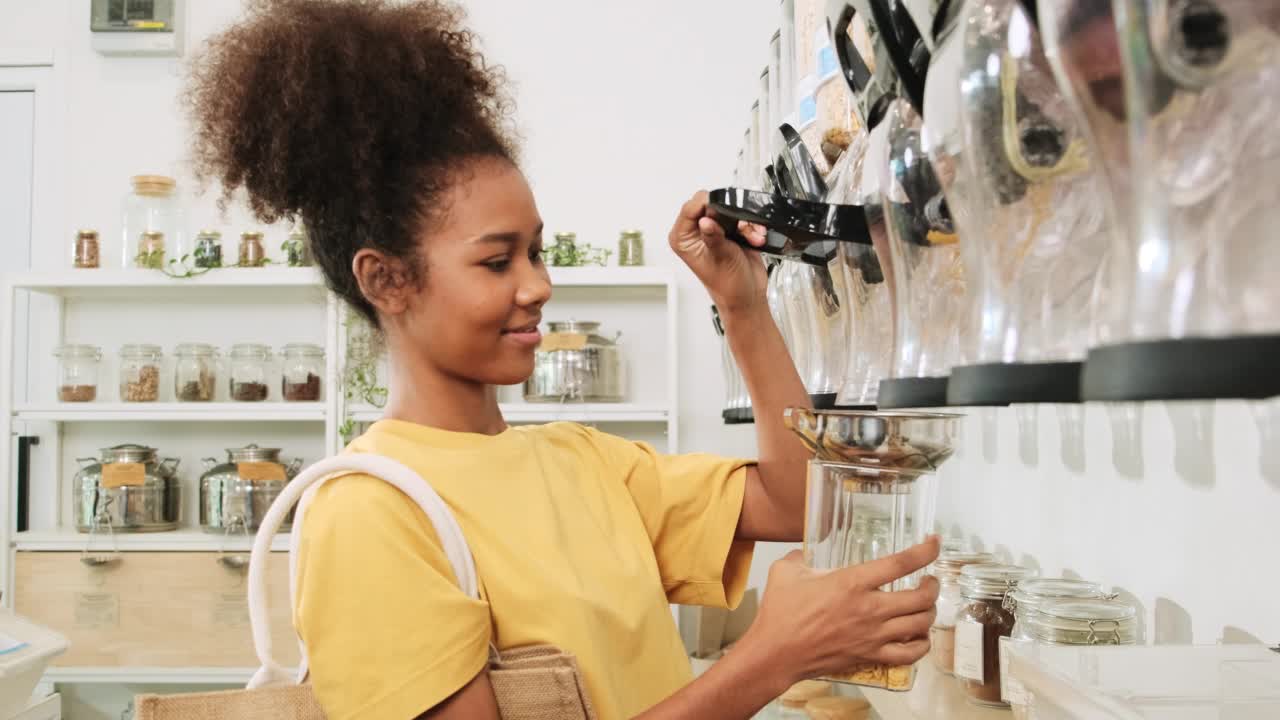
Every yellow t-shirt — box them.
[294,419,755,720]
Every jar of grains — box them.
[119,344,163,402]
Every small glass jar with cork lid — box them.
[122,174,182,269]
[238,231,267,267]
[618,229,644,266]
[73,230,100,269]
[193,230,223,268]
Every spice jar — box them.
[928,551,996,676]
[174,343,219,402]
[954,563,1037,706]
[281,343,323,401]
[549,232,578,267]
[229,343,272,401]
[54,344,102,402]
[135,230,166,270]
[238,231,266,267]
[122,174,183,269]
[283,225,312,267]
[119,344,163,402]
[73,230,100,269]
[618,229,644,266]
[194,230,223,269]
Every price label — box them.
[101,463,145,488]
[212,592,250,627]
[75,592,119,629]
[539,332,587,352]
[238,462,286,483]
[954,618,985,683]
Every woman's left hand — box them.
[669,191,769,314]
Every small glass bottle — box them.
[549,232,578,267]
[954,563,1037,707]
[229,343,272,401]
[193,230,223,269]
[281,343,324,401]
[73,230,100,269]
[54,344,102,402]
[238,231,267,267]
[928,551,996,676]
[119,344,163,402]
[135,231,166,269]
[174,343,219,402]
[618,229,644,266]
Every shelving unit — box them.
[0,263,680,686]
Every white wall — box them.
[936,399,1280,646]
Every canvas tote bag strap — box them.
[246,454,479,689]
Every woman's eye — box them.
[529,246,544,263]
[484,258,511,272]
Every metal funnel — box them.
[784,407,961,472]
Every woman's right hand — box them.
[744,537,941,684]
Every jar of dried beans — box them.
[119,344,163,402]
[954,563,1036,707]
[281,343,323,402]
[229,343,272,401]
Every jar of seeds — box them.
[54,344,102,402]
[73,230,100,269]
[281,343,324,401]
[229,343,272,401]
[238,231,266,267]
[174,343,218,402]
[119,344,163,402]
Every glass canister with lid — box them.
[74,444,181,533]
[954,563,1037,706]
[174,343,219,402]
[200,444,303,534]
[281,343,324,401]
[54,344,102,402]
[524,321,624,402]
[928,550,997,675]
[122,174,183,269]
[1008,598,1138,719]
[119,344,163,402]
[229,343,272,401]
[1002,578,1109,711]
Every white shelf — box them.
[14,529,290,552]
[6,267,323,295]
[349,402,670,424]
[860,662,1010,720]
[44,666,272,685]
[546,266,673,288]
[13,402,326,422]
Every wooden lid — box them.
[804,695,871,720]
[130,174,176,196]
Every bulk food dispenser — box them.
[1040,0,1280,402]
[787,407,961,691]
[927,0,1114,407]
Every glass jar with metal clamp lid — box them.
[955,563,1038,706]
[929,551,997,675]
[1003,578,1110,712]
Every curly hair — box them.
[186,0,516,324]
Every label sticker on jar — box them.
[539,332,588,352]
[954,618,985,683]
[1000,635,1017,704]
[101,463,145,488]
[238,462,286,483]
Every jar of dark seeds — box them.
[281,343,324,401]
[119,344,163,402]
[73,230,100,269]
[229,343,272,401]
[174,343,219,402]
[193,230,223,269]
[54,344,102,402]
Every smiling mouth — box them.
[502,320,541,334]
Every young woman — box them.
[187,2,939,718]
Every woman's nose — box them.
[516,260,552,308]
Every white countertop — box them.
[861,662,1010,720]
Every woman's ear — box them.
[352,248,417,318]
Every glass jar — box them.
[238,231,267,267]
[229,343,272,401]
[954,563,1037,707]
[928,551,996,675]
[134,230,166,269]
[122,175,183,269]
[549,232,578,267]
[174,343,219,402]
[1009,599,1138,720]
[1003,578,1109,714]
[73,230,100,269]
[281,343,324,401]
[54,344,102,402]
[618,229,644,266]
[283,225,312,267]
[119,344,163,402]
[193,230,223,269]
